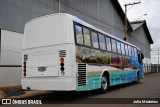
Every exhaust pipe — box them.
[27,86,31,90]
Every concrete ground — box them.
[0,84,50,100]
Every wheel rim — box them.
[102,77,107,90]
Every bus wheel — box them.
[133,72,140,84]
[99,74,108,93]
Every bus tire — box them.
[133,72,140,84]
[99,74,108,94]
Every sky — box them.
[118,0,160,64]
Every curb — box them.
[144,73,160,78]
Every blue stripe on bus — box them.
[76,70,140,91]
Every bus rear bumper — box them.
[21,77,76,91]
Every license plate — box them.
[38,67,46,72]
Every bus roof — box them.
[26,13,140,50]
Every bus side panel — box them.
[76,67,138,91]
[75,46,110,91]
[76,65,102,91]
[129,57,143,80]
[108,56,143,86]
[75,46,142,91]
[109,70,138,86]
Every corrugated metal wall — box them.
[0,30,23,85]
[0,0,125,37]
[128,27,151,58]
[0,0,58,32]
[0,0,150,58]
[60,0,125,39]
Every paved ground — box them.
[26,74,160,106]
[39,74,160,97]
[1,74,160,107]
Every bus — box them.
[21,13,144,93]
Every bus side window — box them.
[111,39,117,53]
[98,33,106,50]
[105,36,111,51]
[91,31,99,49]
[83,27,91,46]
[121,42,125,55]
[131,47,135,57]
[128,45,132,57]
[75,25,84,45]
[134,48,138,58]
[117,41,121,54]
[125,44,129,56]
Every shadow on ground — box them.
[28,82,140,104]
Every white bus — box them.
[21,13,144,93]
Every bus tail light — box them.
[60,58,64,63]
[23,54,28,77]
[23,61,26,77]
[60,58,65,76]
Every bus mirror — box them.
[138,53,144,64]
[141,53,144,59]
[138,54,140,60]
